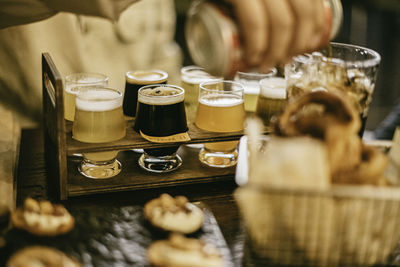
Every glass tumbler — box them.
[64,73,109,121]
[195,80,245,168]
[181,65,222,123]
[234,69,277,112]
[255,77,287,127]
[285,42,381,136]
[134,84,188,173]
[72,87,126,179]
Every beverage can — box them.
[185,0,343,78]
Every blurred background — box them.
[174,0,400,132]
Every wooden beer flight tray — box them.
[42,53,257,200]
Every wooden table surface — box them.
[16,128,245,266]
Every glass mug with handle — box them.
[64,73,109,121]
[72,87,126,179]
[195,80,245,168]
[134,84,188,173]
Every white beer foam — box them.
[126,70,168,84]
[138,86,184,105]
[199,95,244,107]
[260,77,287,99]
[181,69,222,84]
[65,74,108,94]
[75,89,122,111]
[240,80,260,95]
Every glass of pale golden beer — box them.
[195,80,245,168]
[134,84,188,173]
[181,65,222,123]
[64,73,109,121]
[234,69,277,112]
[255,77,287,127]
[72,87,126,179]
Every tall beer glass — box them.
[72,87,126,179]
[195,80,245,168]
[134,84,188,173]
[64,73,109,121]
[285,42,381,136]
[234,69,277,112]
[181,65,222,122]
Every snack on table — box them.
[275,90,388,185]
[144,194,204,234]
[147,233,223,267]
[11,198,74,236]
[6,246,81,267]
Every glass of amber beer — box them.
[255,77,287,127]
[195,80,245,168]
[72,87,126,179]
[134,84,188,173]
[234,69,277,112]
[64,73,109,121]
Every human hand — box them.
[230,0,331,72]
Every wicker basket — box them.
[236,184,400,266]
[235,135,400,266]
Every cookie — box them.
[148,233,223,267]
[6,246,81,267]
[11,198,74,236]
[144,194,204,234]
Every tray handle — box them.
[42,52,68,200]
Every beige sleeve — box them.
[0,0,138,29]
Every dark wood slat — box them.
[67,146,236,196]
[65,120,261,155]
[42,53,68,199]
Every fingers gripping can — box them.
[185,0,343,78]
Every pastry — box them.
[333,143,389,185]
[144,194,204,234]
[275,90,362,175]
[274,90,388,185]
[11,198,74,236]
[147,233,223,267]
[6,246,80,267]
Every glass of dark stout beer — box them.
[123,70,168,117]
[285,42,381,136]
[134,84,188,173]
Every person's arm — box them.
[0,0,138,29]
[230,0,330,71]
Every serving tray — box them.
[42,53,265,200]
[2,202,234,266]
